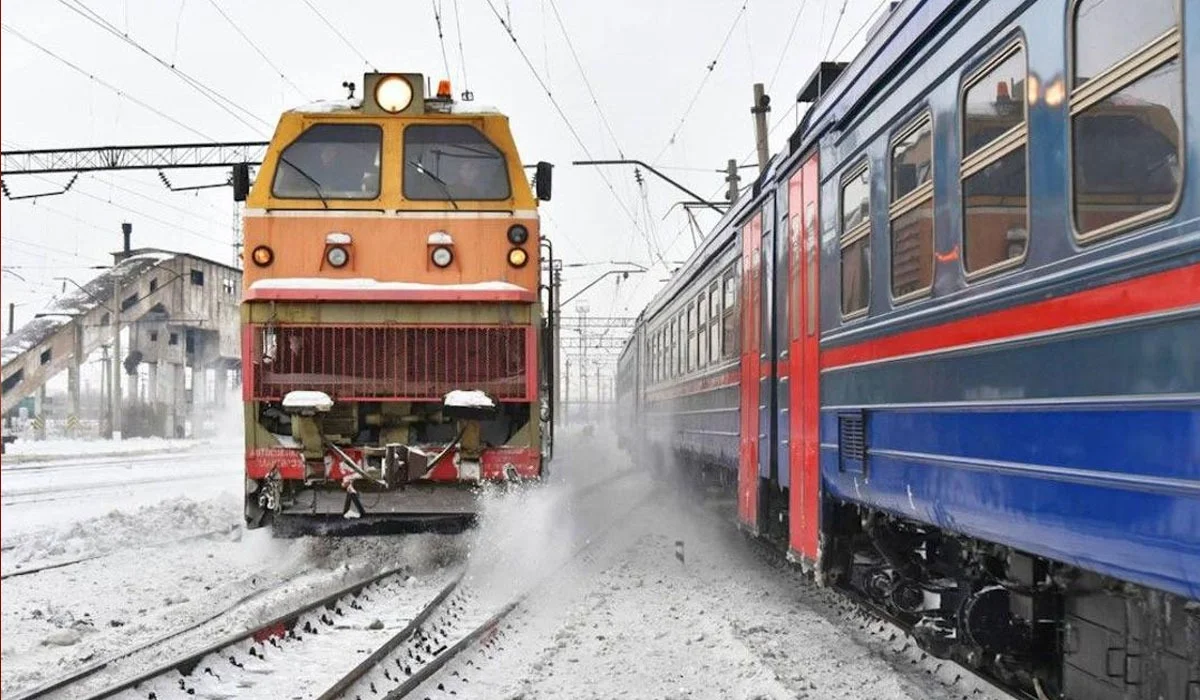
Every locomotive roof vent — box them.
[796,62,849,104]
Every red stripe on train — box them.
[822,263,1200,370]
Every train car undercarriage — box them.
[822,501,1200,700]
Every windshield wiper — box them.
[279,155,329,209]
[407,159,460,210]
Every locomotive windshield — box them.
[272,123,382,200]
[403,124,512,201]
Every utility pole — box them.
[576,302,590,406]
[100,345,111,439]
[7,302,14,336]
[726,159,741,203]
[111,222,130,440]
[564,358,571,425]
[752,83,772,173]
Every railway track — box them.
[21,469,649,700]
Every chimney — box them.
[121,222,132,255]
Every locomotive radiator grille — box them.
[247,324,533,401]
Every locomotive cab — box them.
[239,73,552,532]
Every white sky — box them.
[2,0,886,367]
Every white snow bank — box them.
[250,278,526,292]
[443,389,495,409]
[1,496,239,570]
[292,98,362,113]
[3,437,200,462]
[282,390,333,412]
[427,231,453,245]
[325,231,352,244]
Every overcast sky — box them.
[2,0,886,362]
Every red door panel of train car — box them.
[787,157,821,561]
[738,213,763,530]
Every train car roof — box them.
[786,0,958,158]
[287,98,505,116]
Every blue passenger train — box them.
[617,0,1199,697]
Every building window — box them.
[169,332,179,346]
[149,331,159,342]
[190,269,205,286]
[223,278,236,295]
[840,161,871,317]
[890,113,935,300]
[100,312,110,326]
[40,348,52,365]
[2,369,24,394]
[149,278,158,293]
[961,41,1028,276]
[1071,0,1181,241]
[121,293,138,311]
[722,265,740,358]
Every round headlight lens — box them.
[375,76,414,113]
[507,248,529,267]
[506,224,529,245]
[326,246,349,268]
[431,246,453,268]
[251,245,274,267]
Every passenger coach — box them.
[619,1,1199,697]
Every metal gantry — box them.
[1,142,268,175]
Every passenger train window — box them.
[1071,0,1182,240]
[708,282,721,363]
[696,293,708,370]
[960,42,1028,276]
[687,301,697,373]
[272,123,382,200]
[890,114,934,300]
[840,162,871,317]
[722,265,740,358]
[403,124,512,201]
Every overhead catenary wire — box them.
[298,0,378,72]
[652,0,750,165]
[431,0,454,82]
[451,0,472,96]
[1,24,217,141]
[480,0,662,266]
[54,0,271,135]
[830,0,892,61]
[822,0,852,59]
[766,0,811,93]
[205,0,310,100]
[546,0,625,158]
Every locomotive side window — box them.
[1070,0,1182,241]
[840,162,871,317]
[890,113,935,300]
[960,42,1028,277]
[272,123,382,200]
[722,264,740,358]
[403,124,512,201]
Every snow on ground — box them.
[3,437,202,463]
[420,427,1011,700]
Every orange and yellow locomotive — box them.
[240,73,552,531]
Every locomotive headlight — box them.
[506,224,529,245]
[507,248,529,268]
[431,245,454,268]
[375,75,414,113]
[326,245,349,268]
[251,245,274,267]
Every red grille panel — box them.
[248,325,531,401]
